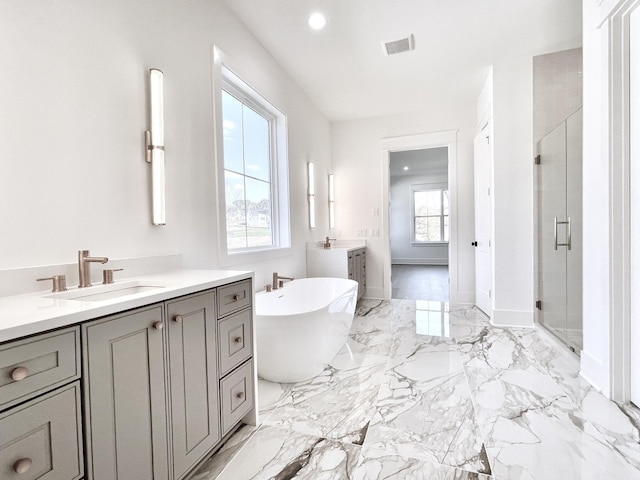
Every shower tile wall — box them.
[533,47,583,145]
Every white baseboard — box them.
[450,290,475,305]
[363,286,384,300]
[580,350,610,397]
[392,258,449,266]
[491,308,534,327]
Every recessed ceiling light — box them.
[308,12,327,30]
[403,166,409,171]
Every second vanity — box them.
[306,241,366,299]
[0,269,256,480]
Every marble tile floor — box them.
[191,299,640,480]
[391,264,450,302]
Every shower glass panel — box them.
[536,108,583,352]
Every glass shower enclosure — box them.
[536,108,583,352]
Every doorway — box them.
[380,130,460,303]
[389,147,449,301]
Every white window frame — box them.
[212,46,291,266]
[411,183,449,245]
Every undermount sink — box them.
[47,280,165,302]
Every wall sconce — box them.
[328,174,335,229]
[308,162,316,228]
[145,68,166,225]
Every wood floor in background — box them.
[391,264,449,302]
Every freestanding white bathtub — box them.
[255,277,358,383]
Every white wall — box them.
[390,171,449,265]
[331,105,476,302]
[0,0,331,292]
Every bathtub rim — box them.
[255,277,358,318]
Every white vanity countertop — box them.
[307,240,366,252]
[0,269,253,343]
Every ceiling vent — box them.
[382,34,415,56]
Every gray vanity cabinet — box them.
[166,291,220,480]
[307,246,367,299]
[82,305,170,480]
[0,326,83,480]
[349,248,366,299]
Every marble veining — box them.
[191,299,640,480]
[213,425,361,480]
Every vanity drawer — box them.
[0,381,83,480]
[0,326,80,410]
[218,309,253,376]
[220,360,254,435]
[217,280,251,318]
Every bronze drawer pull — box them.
[14,458,32,474]
[232,294,240,301]
[233,336,243,344]
[235,391,245,400]
[11,366,28,382]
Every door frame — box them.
[608,0,640,401]
[380,130,460,302]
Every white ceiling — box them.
[390,147,448,178]
[223,0,582,122]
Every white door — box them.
[629,5,640,406]
[473,126,492,316]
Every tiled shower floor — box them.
[190,300,640,480]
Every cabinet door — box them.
[359,250,366,298]
[352,249,366,299]
[83,306,169,480]
[167,292,220,479]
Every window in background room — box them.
[412,187,449,242]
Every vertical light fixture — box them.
[328,174,335,229]
[145,68,166,225]
[308,162,316,228]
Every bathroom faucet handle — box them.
[102,268,124,284]
[37,275,67,292]
[265,284,272,292]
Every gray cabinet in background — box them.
[307,246,366,300]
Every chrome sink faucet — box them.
[78,250,109,288]
[272,272,293,290]
[323,236,337,249]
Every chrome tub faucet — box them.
[272,272,293,290]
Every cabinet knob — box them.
[233,336,243,344]
[232,294,240,301]
[11,366,28,382]
[174,315,183,323]
[153,321,163,330]
[235,391,245,400]
[14,458,32,474]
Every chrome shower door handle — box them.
[554,216,571,250]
